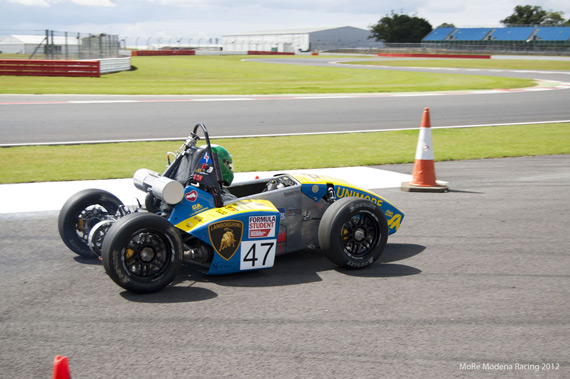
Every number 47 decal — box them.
[240,240,276,270]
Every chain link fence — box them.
[331,41,570,56]
[0,30,123,59]
[122,36,222,51]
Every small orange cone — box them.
[401,108,448,192]
[52,356,71,379]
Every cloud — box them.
[8,0,51,6]
[8,0,115,6]
[71,0,115,6]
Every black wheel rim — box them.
[340,211,380,258]
[121,229,174,280]
[76,205,113,245]
[89,220,113,257]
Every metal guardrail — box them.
[332,42,570,56]
[0,30,123,60]
[99,57,131,74]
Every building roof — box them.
[0,34,72,45]
[223,26,365,37]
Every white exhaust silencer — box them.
[133,169,185,205]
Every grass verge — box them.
[345,59,570,71]
[0,55,535,95]
[1,123,569,184]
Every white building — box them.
[0,35,79,55]
[222,26,383,53]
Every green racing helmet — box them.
[211,144,234,186]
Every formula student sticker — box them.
[249,215,276,238]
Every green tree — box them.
[369,11,432,43]
[501,5,568,26]
[542,11,567,25]
[437,23,456,28]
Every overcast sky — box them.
[2,0,569,41]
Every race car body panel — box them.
[175,199,281,275]
[171,172,404,276]
[168,186,216,226]
[290,173,404,234]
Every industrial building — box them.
[0,35,75,55]
[222,26,382,53]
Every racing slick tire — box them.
[318,197,388,269]
[58,189,123,258]
[102,212,183,293]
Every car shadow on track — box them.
[182,242,424,288]
[118,243,424,303]
[120,285,218,303]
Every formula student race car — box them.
[58,123,404,293]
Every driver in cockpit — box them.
[211,145,238,203]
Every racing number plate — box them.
[240,240,276,270]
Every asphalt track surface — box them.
[1,155,569,378]
[1,57,569,378]
[1,57,570,145]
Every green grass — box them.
[346,59,570,71]
[0,55,535,95]
[1,123,569,184]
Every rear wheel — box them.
[58,189,123,258]
[318,197,388,269]
[102,213,183,293]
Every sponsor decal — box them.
[208,220,243,260]
[283,190,297,197]
[312,184,319,193]
[277,227,287,243]
[185,190,198,202]
[199,151,211,164]
[387,214,402,230]
[248,215,276,238]
[287,208,301,216]
[335,186,384,206]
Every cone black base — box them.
[401,181,449,193]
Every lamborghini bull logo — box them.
[219,228,236,251]
[208,220,243,260]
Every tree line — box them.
[370,4,570,43]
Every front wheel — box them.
[318,197,388,269]
[58,189,123,258]
[102,213,183,293]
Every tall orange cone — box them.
[401,108,448,192]
[52,356,71,379]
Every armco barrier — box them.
[247,51,295,55]
[132,50,195,56]
[99,57,131,74]
[0,59,100,77]
[377,53,490,59]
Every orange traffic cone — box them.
[52,356,71,379]
[401,108,448,192]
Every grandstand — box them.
[448,28,493,41]
[419,26,570,54]
[534,27,570,41]
[423,26,570,42]
[422,27,455,41]
[490,27,536,41]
